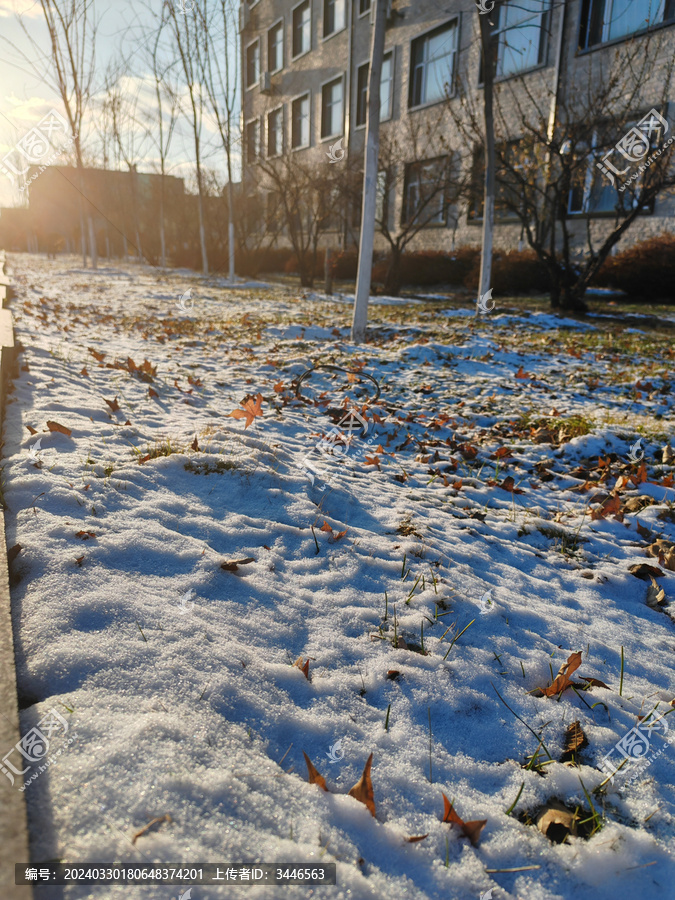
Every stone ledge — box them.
[0,249,32,899]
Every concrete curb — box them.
[0,250,32,899]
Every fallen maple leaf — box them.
[80,367,88,377]
[191,436,200,452]
[561,720,588,761]
[46,421,71,436]
[105,397,120,413]
[148,387,159,399]
[273,381,285,393]
[540,651,582,697]
[629,563,665,580]
[590,493,622,520]
[75,555,84,567]
[514,365,530,379]
[75,531,96,540]
[26,425,37,435]
[348,753,376,817]
[220,557,256,572]
[646,576,667,611]
[88,347,105,362]
[441,793,487,845]
[229,394,263,429]
[303,752,328,791]
[294,657,310,679]
[499,475,525,494]
[320,521,333,533]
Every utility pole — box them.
[477,3,499,315]
[351,0,388,343]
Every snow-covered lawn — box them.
[3,253,675,899]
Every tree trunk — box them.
[383,248,402,296]
[88,217,98,268]
[227,179,235,282]
[477,5,498,316]
[351,0,388,342]
[159,174,167,267]
[197,188,209,275]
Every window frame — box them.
[245,117,261,164]
[401,156,450,227]
[408,18,459,111]
[578,0,675,53]
[354,49,395,129]
[291,0,312,60]
[323,0,347,39]
[491,0,551,80]
[567,123,658,217]
[290,90,312,151]
[266,105,285,158]
[245,37,261,90]
[358,0,371,17]
[267,19,284,74]
[320,73,345,141]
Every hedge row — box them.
[237,233,675,300]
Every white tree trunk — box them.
[351,0,388,343]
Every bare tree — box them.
[9,0,100,267]
[197,0,240,282]
[102,66,152,262]
[256,152,340,287]
[358,109,469,295]
[146,12,180,268]
[454,31,675,311]
[477,1,501,313]
[165,1,209,274]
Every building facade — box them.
[240,0,675,260]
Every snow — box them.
[3,253,675,899]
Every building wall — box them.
[240,0,675,258]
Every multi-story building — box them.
[240,0,675,260]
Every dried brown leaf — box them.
[220,557,256,572]
[541,651,582,697]
[46,420,71,436]
[441,793,487,845]
[302,752,328,791]
[348,753,376,817]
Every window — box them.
[468,142,529,221]
[292,1,311,57]
[359,0,370,13]
[491,0,549,77]
[324,0,346,36]
[579,0,675,49]
[246,119,260,162]
[267,107,283,157]
[291,93,310,148]
[402,159,448,225]
[246,40,260,88]
[409,21,458,108]
[321,77,344,138]
[355,52,394,127]
[568,116,664,214]
[380,52,394,120]
[268,21,284,73]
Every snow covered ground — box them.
[2,252,675,900]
